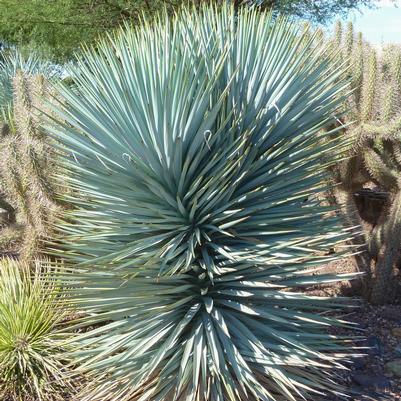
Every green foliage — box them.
[0,257,73,401]
[330,22,401,304]
[0,0,374,61]
[52,5,359,400]
[0,55,62,262]
[265,0,373,23]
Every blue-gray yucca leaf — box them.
[50,5,358,401]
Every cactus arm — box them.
[362,148,399,190]
[333,20,342,49]
[351,32,364,111]
[360,49,377,122]
[370,189,401,303]
[392,142,401,168]
[345,22,354,60]
[383,84,395,123]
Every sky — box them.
[345,0,401,44]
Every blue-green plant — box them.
[51,5,359,401]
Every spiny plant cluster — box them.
[330,21,401,304]
[49,6,359,401]
[0,54,61,262]
[0,51,73,401]
[0,257,74,401]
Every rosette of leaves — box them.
[50,5,358,401]
[0,257,74,401]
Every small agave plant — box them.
[0,258,73,401]
[51,5,358,401]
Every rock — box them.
[394,345,401,357]
[351,372,391,389]
[367,335,383,356]
[392,327,401,338]
[385,359,401,377]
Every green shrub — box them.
[52,5,358,401]
[0,257,73,401]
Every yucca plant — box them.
[50,5,359,401]
[0,257,74,401]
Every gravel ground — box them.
[308,257,401,401]
[330,303,401,401]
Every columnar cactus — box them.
[331,22,401,304]
[0,67,60,262]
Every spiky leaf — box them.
[49,6,358,401]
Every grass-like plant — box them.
[51,5,358,401]
[0,258,73,401]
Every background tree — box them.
[0,0,374,61]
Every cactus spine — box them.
[361,49,377,122]
[0,70,60,262]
